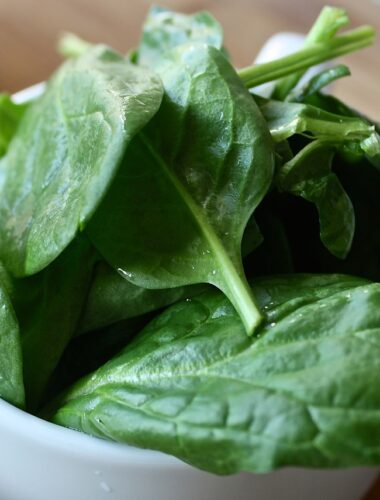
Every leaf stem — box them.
[273,6,349,99]
[238,26,375,89]
[139,133,263,336]
[58,33,92,58]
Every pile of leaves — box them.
[0,5,380,473]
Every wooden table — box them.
[0,0,379,118]
[1,1,379,498]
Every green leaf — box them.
[58,33,92,59]
[287,64,351,102]
[137,6,223,68]
[247,204,294,276]
[13,236,96,409]
[51,274,380,474]
[0,45,163,277]
[0,94,28,157]
[0,281,24,408]
[80,217,263,335]
[88,44,274,335]
[276,140,355,259]
[302,92,380,168]
[313,157,380,282]
[47,316,150,400]
[258,99,375,143]
[79,261,205,334]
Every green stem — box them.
[238,26,374,89]
[273,6,349,99]
[58,33,92,58]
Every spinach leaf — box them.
[47,316,151,402]
[0,282,24,408]
[51,274,380,474]
[137,6,224,68]
[308,158,380,282]
[79,262,205,334]
[13,236,96,409]
[0,94,28,157]
[287,64,351,103]
[276,140,355,259]
[301,92,380,168]
[0,45,163,277]
[88,44,274,335]
[246,202,294,277]
[80,217,263,335]
[258,99,375,143]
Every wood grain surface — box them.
[0,0,379,118]
[1,1,380,499]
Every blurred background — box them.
[0,0,379,117]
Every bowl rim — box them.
[0,387,184,467]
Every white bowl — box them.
[0,399,377,500]
[1,35,378,500]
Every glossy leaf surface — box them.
[52,274,380,474]
[0,94,28,157]
[276,140,355,259]
[0,46,163,276]
[13,236,95,408]
[79,262,205,334]
[138,6,223,68]
[88,44,274,334]
[0,282,24,408]
[259,99,375,143]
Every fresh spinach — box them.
[88,44,274,335]
[0,45,163,277]
[287,64,351,103]
[79,261,205,334]
[137,6,224,68]
[257,98,375,144]
[80,217,263,335]
[0,4,379,476]
[51,274,380,474]
[13,236,96,408]
[0,281,24,408]
[46,316,152,402]
[0,94,28,157]
[276,139,355,259]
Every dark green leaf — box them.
[287,64,350,102]
[51,274,380,474]
[310,158,380,282]
[0,281,24,408]
[0,45,163,277]
[80,214,263,335]
[46,316,150,401]
[259,99,375,143]
[13,236,96,408]
[79,261,205,334]
[276,140,355,258]
[300,92,380,167]
[88,44,274,335]
[246,202,294,277]
[0,94,28,157]
[138,6,223,68]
